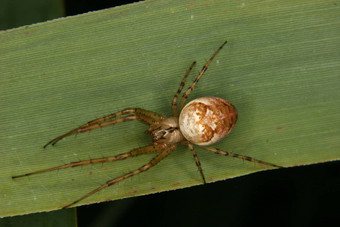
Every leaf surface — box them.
[1,0,339,217]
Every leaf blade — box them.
[1,0,339,217]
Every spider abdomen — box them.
[179,97,237,146]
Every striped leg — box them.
[187,143,206,184]
[44,108,166,148]
[12,144,167,179]
[179,41,228,111]
[172,61,196,117]
[200,146,282,168]
[62,143,177,209]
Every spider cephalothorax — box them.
[147,117,184,144]
[13,41,281,209]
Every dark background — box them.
[78,161,339,227]
[64,0,142,16]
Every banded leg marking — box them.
[187,143,206,184]
[179,41,228,111]
[200,146,282,168]
[172,61,196,117]
[44,108,166,148]
[62,144,177,209]
[12,144,167,179]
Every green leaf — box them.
[1,0,339,217]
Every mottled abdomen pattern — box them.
[179,97,237,146]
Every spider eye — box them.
[178,97,237,146]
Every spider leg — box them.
[62,143,177,209]
[12,144,167,179]
[44,115,136,148]
[44,108,166,148]
[200,146,283,168]
[172,61,196,117]
[179,41,228,111]
[186,143,206,184]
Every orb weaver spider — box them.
[13,41,281,209]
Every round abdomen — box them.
[179,97,237,146]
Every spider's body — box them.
[179,97,237,145]
[13,41,281,209]
[148,116,184,144]
[148,96,237,145]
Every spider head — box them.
[148,117,184,144]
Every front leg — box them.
[44,108,166,148]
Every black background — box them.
[78,161,339,226]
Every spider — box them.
[13,41,281,209]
